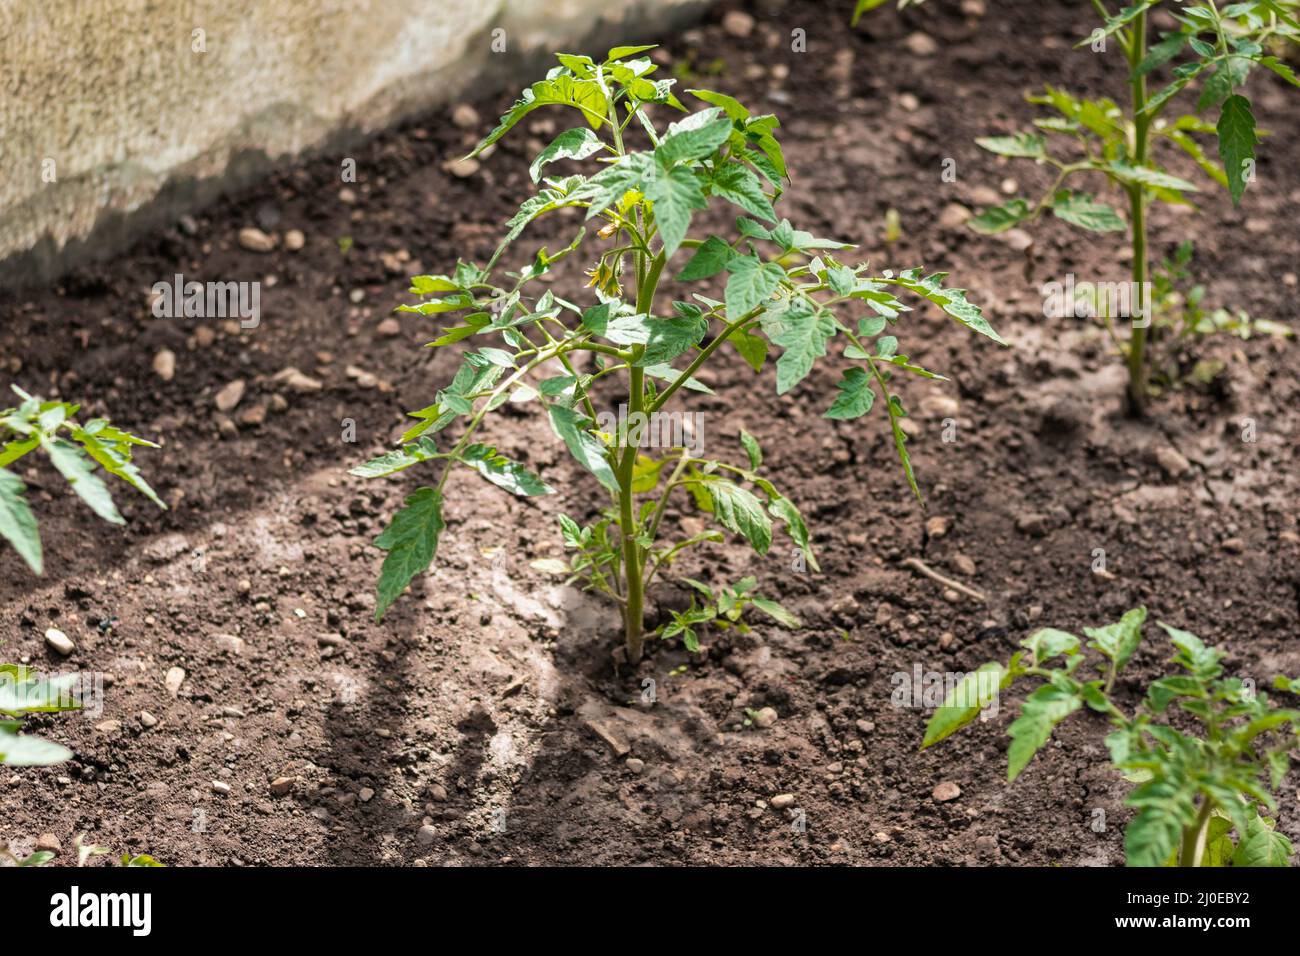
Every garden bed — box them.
[2,0,1298,865]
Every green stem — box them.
[1125,9,1152,415]
[1180,798,1215,867]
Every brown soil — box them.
[2,0,1298,867]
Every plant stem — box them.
[616,250,667,661]
[1180,798,1215,867]
[1125,9,1152,415]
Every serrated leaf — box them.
[373,488,445,620]
[677,235,737,281]
[1232,809,1294,866]
[724,255,784,319]
[470,75,607,157]
[645,164,707,258]
[1084,606,1147,674]
[459,443,553,496]
[529,128,604,182]
[1007,683,1082,780]
[823,367,875,420]
[739,429,762,470]
[655,112,733,167]
[44,439,122,525]
[1107,161,1200,193]
[548,405,618,493]
[976,132,1046,158]
[1051,191,1126,232]
[704,480,772,555]
[0,467,41,574]
[349,437,442,479]
[1217,93,1256,205]
[710,163,775,222]
[968,198,1033,235]
[771,309,835,395]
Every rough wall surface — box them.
[0,0,705,282]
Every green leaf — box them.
[529,128,604,182]
[373,488,445,620]
[677,235,737,281]
[823,367,875,420]
[655,112,733,167]
[728,327,768,373]
[1257,55,1300,88]
[645,164,707,258]
[1217,94,1256,206]
[1136,32,1187,76]
[0,467,41,574]
[44,439,123,525]
[739,429,762,470]
[1107,161,1200,193]
[703,480,772,555]
[1007,683,1082,780]
[710,163,776,222]
[1232,810,1294,866]
[69,423,165,510]
[1084,607,1147,675]
[975,132,1046,158]
[0,670,82,715]
[724,255,784,319]
[687,88,751,122]
[1020,628,1081,665]
[1051,191,1126,232]
[922,661,1012,748]
[967,198,1033,235]
[548,406,618,493]
[0,726,73,766]
[751,597,799,629]
[470,75,607,157]
[771,308,835,395]
[1125,805,1185,868]
[349,437,442,479]
[459,443,554,496]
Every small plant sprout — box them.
[852,0,928,26]
[923,608,1300,867]
[0,664,82,767]
[0,386,164,574]
[967,1,1300,413]
[353,47,1003,659]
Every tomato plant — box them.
[967,1,1300,412]
[353,46,1004,659]
[923,608,1300,866]
[0,386,164,574]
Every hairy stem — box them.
[1180,798,1215,867]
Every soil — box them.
[2,0,1298,867]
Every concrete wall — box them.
[0,0,706,283]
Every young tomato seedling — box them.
[353,47,1003,659]
[852,0,927,25]
[967,1,1300,413]
[923,608,1300,866]
[0,386,164,574]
